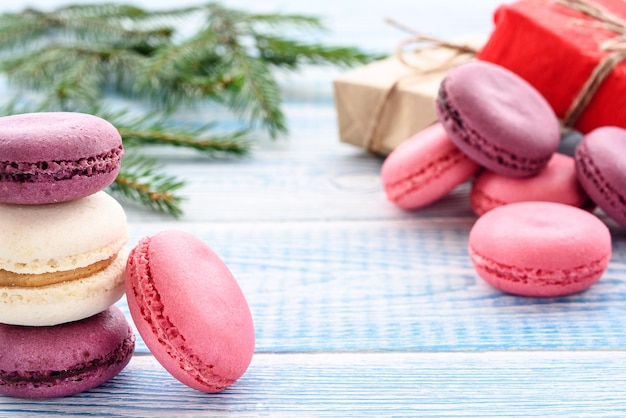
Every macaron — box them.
[0,306,135,398]
[436,61,560,177]
[470,153,590,216]
[125,230,255,393]
[0,191,129,326]
[381,122,479,210]
[469,202,611,297]
[575,126,626,228]
[0,112,124,205]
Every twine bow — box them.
[361,18,477,154]
[386,18,479,71]
[555,0,626,127]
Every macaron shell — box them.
[381,123,479,209]
[470,153,589,216]
[575,126,626,227]
[436,61,560,177]
[0,112,121,162]
[0,112,123,204]
[0,306,135,398]
[0,248,128,326]
[469,202,611,297]
[125,230,255,392]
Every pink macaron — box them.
[381,122,479,210]
[436,61,560,177]
[0,112,124,204]
[575,126,626,228]
[469,201,611,297]
[470,153,590,216]
[125,230,255,393]
[0,306,135,398]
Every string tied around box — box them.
[387,18,479,72]
[362,18,478,154]
[555,0,626,127]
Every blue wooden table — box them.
[3,0,626,415]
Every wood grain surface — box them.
[3,0,626,416]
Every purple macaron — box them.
[575,126,626,228]
[436,61,560,178]
[0,112,124,204]
[0,306,135,398]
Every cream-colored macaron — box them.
[0,191,128,326]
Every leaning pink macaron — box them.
[125,230,255,393]
[469,201,611,297]
[470,152,590,216]
[0,112,123,204]
[381,122,479,210]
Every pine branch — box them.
[90,106,250,155]
[255,36,382,69]
[117,124,251,156]
[109,150,185,217]
[134,30,231,109]
[0,2,380,215]
[223,52,286,137]
[202,3,287,137]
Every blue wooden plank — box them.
[2,352,626,416]
[121,217,626,354]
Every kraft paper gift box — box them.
[333,37,483,156]
[477,0,626,133]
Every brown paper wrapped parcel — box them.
[333,36,484,156]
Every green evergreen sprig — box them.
[0,2,378,215]
[109,148,186,217]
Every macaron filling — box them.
[470,247,610,286]
[0,255,118,287]
[0,145,124,183]
[385,147,470,202]
[127,238,236,391]
[0,329,134,389]
[437,82,551,174]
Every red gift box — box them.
[477,0,626,133]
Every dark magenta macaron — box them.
[0,112,124,204]
[0,306,135,398]
[575,126,626,227]
[436,61,560,178]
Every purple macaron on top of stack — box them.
[0,112,124,204]
[436,61,560,178]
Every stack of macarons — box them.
[0,112,135,398]
[382,60,625,297]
